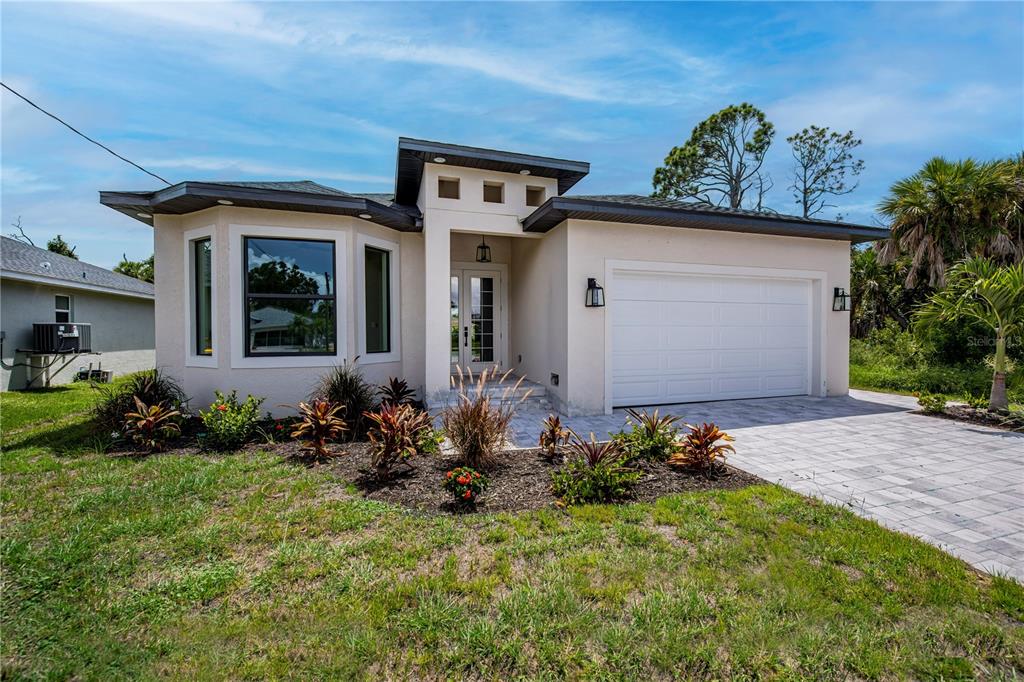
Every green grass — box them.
[2,392,1022,679]
[0,376,135,434]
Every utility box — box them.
[32,323,92,353]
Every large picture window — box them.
[244,237,336,356]
[194,239,213,356]
[364,246,391,354]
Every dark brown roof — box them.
[522,194,889,243]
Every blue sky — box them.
[2,1,1021,268]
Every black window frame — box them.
[363,245,392,355]
[243,236,337,358]
[194,238,213,356]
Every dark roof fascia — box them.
[394,137,590,205]
[521,196,890,244]
[100,182,421,232]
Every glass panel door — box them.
[451,268,502,372]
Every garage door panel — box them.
[611,270,811,407]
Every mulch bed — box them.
[918,405,1024,432]
[313,443,761,514]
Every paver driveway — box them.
[510,389,1024,581]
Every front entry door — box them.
[450,268,503,372]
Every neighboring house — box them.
[100,137,888,416]
[0,236,155,390]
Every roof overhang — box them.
[394,137,590,205]
[100,181,421,232]
[521,197,890,244]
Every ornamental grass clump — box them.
[199,390,264,450]
[551,431,639,505]
[613,408,681,462]
[443,466,488,506]
[364,403,434,480]
[292,399,347,460]
[315,362,378,438]
[668,422,735,477]
[442,366,529,469]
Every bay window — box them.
[244,237,336,356]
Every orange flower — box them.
[446,471,454,479]
[216,404,227,412]
[463,490,472,499]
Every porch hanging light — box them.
[475,235,492,263]
[832,287,852,312]
[585,278,605,307]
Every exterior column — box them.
[423,220,451,403]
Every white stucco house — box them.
[100,137,888,416]
[1,236,155,390]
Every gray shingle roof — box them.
[566,194,861,229]
[214,180,355,197]
[0,236,154,297]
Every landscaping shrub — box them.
[198,390,264,450]
[613,408,681,462]
[315,363,377,438]
[379,377,416,407]
[292,399,347,460]
[416,426,445,456]
[916,393,947,414]
[122,397,181,453]
[538,414,569,460]
[668,422,735,476]
[551,432,639,505]
[442,466,488,506]
[442,367,527,469]
[94,369,188,434]
[365,403,434,480]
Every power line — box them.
[1,81,173,186]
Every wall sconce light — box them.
[833,287,851,312]
[475,235,491,263]
[585,278,605,307]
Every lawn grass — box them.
[0,376,132,435]
[2,393,1022,679]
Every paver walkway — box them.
[509,390,1023,580]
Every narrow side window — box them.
[364,246,391,354]
[194,238,213,356]
[55,295,72,323]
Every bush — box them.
[123,397,181,453]
[442,367,527,469]
[379,377,416,407]
[94,369,188,434]
[365,403,434,480]
[551,432,639,505]
[538,414,569,460]
[668,422,735,476]
[315,363,377,438]
[199,390,264,450]
[613,408,681,462]
[292,399,347,460]
[416,426,445,456]
[442,466,488,506]
[917,393,947,414]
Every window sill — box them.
[230,353,343,370]
[186,354,217,368]
[358,350,401,364]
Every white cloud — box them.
[138,156,391,185]
[1,166,60,193]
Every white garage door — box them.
[611,270,811,407]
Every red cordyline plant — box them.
[378,377,417,407]
[668,422,735,476]
[538,414,570,460]
[123,397,181,453]
[291,399,347,460]
[364,403,434,480]
[442,366,530,469]
[442,466,488,505]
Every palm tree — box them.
[878,157,1017,288]
[915,258,1024,410]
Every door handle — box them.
[463,326,469,347]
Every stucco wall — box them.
[154,207,423,415]
[1,278,154,390]
[509,224,569,410]
[563,219,851,415]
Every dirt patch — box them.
[918,405,1024,432]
